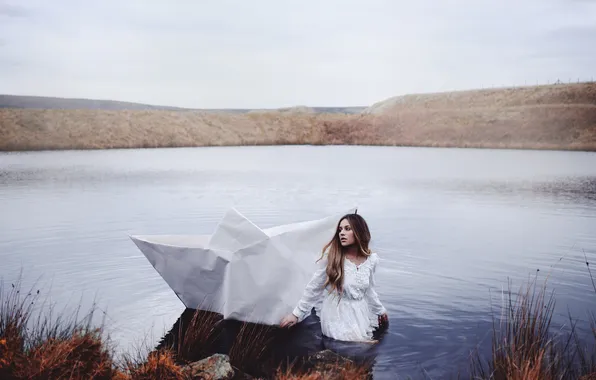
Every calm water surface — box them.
[1,146,596,379]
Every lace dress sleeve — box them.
[365,253,387,315]
[292,254,328,322]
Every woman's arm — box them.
[365,254,387,317]
[291,255,328,322]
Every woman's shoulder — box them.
[368,251,380,265]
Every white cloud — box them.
[0,0,594,108]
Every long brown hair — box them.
[318,213,372,295]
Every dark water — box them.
[1,145,595,379]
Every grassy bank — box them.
[1,83,595,152]
[2,266,596,379]
[0,278,367,379]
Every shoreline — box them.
[1,136,596,154]
[2,142,596,154]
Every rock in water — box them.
[308,349,354,371]
[182,354,235,380]
[306,350,373,379]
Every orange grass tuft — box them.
[121,349,187,380]
[13,328,115,379]
[469,273,585,380]
[175,309,222,364]
[275,360,371,380]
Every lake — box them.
[1,145,595,379]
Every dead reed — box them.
[470,256,596,380]
[228,321,277,376]
[0,277,117,379]
[174,308,222,363]
[470,276,562,379]
[119,349,187,380]
[274,361,370,380]
[573,251,596,378]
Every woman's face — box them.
[338,219,355,247]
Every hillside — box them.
[350,82,596,150]
[0,83,595,151]
[363,82,596,114]
[0,95,191,112]
[0,95,365,114]
[0,110,352,150]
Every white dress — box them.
[291,252,387,342]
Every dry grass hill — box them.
[1,82,595,151]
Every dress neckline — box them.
[345,255,369,269]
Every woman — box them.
[280,213,388,342]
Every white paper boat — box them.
[130,208,354,326]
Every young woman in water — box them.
[280,213,388,342]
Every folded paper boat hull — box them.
[130,208,353,325]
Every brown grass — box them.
[1,83,595,152]
[274,361,370,380]
[0,109,335,150]
[470,277,563,380]
[13,329,115,379]
[470,261,596,380]
[151,308,223,364]
[174,309,222,363]
[365,82,596,111]
[120,349,187,380]
[0,278,117,379]
[325,104,596,151]
[228,322,277,376]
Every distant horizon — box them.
[1,80,593,110]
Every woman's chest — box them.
[343,263,371,290]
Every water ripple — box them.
[1,146,595,379]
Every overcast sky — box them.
[1,0,595,108]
